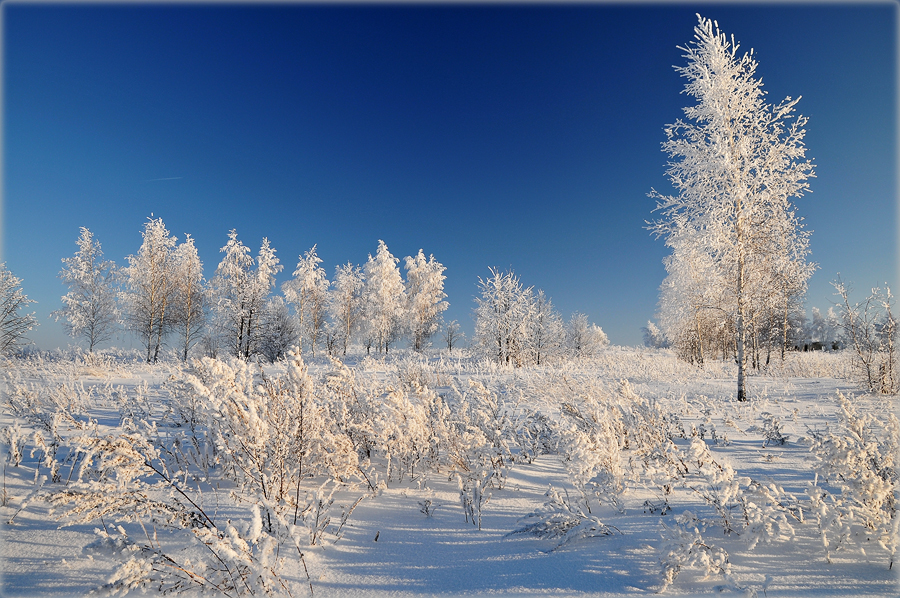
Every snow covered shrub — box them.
[464,380,515,470]
[511,408,555,464]
[186,349,359,516]
[739,479,801,550]
[457,466,494,530]
[3,373,95,481]
[49,418,215,532]
[393,354,433,390]
[683,437,746,534]
[2,422,26,467]
[80,508,304,597]
[807,392,899,567]
[760,349,853,380]
[617,380,677,453]
[510,484,621,551]
[759,411,788,447]
[677,437,799,545]
[375,386,432,483]
[322,357,379,471]
[437,379,516,488]
[557,393,625,511]
[833,281,899,395]
[47,354,358,596]
[115,379,154,423]
[658,511,731,593]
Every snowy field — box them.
[1,347,897,598]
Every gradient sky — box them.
[3,2,897,351]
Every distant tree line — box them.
[472,267,608,366]
[51,219,449,363]
[42,218,609,365]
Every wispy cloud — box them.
[143,176,183,182]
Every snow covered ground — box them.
[1,348,897,597]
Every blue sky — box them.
[3,2,897,350]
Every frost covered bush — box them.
[558,398,625,510]
[457,467,494,530]
[658,511,731,593]
[48,421,305,596]
[42,348,372,596]
[185,349,359,516]
[759,411,788,447]
[833,281,898,394]
[511,408,555,464]
[511,484,621,550]
[807,392,899,567]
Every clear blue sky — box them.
[3,2,897,351]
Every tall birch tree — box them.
[404,249,448,352]
[121,218,177,363]
[283,245,329,356]
[170,234,206,362]
[328,262,364,356]
[363,240,405,354]
[650,15,815,401]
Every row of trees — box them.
[51,220,612,366]
[53,220,449,362]
[643,279,898,395]
[646,306,844,354]
[472,267,608,366]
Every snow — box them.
[1,348,897,597]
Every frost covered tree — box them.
[404,249,448,352]
[0,264,38,356]
[259,295,299,362]
[169,235,206,362]
[528,290,565,365]
[209,231,282,360]
[443,319,464,353]
[363,240,405,354]
[52,227,118,352]
[566,312,609,359]
[650,15,815,400]
[657,237,731,364]
[641,321,668,349]
[473,268,534,366]
[328,262,364,356]
[283,245,329,356]
[120,217,177,363]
